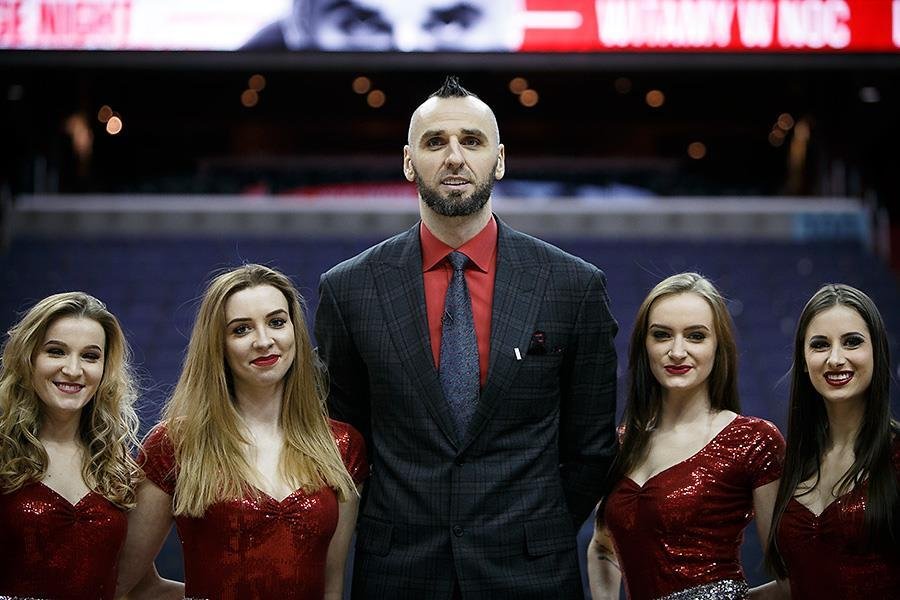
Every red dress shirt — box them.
[420,217,497,387]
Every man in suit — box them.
[314,76,618,599]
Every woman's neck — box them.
[233,383,284,432]
[38,408,82,445]
[824,399,864,451]
[657,388,714,430]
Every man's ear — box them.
[494,144,506,180]
[403,145,416,182]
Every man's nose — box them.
[444,137,465,168]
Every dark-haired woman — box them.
[587,273,785,600]
[765,284,899,598]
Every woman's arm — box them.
[748,580,791,599]
[586,522,621,600]
[323,486,362,600]
[123,565,184,600]
[752,479,779,545]
[115,480,179,598]
[747,479,790,600]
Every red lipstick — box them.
[251,355,279,367]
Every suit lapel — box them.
[460,222,550,453]
[371,224,460,447]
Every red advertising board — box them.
[0,0,898,52]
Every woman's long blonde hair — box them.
[0,292,140,509]
[163,264,357,516]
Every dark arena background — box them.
[2,1,899,597]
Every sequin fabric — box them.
[605,415,785,600]
[139,419,368,600]
[776,437,900,599]
[657,579,748,599]
[0,483,126,599]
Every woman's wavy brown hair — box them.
[0,292,140,509]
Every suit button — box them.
[452,525,464,537]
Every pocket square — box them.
[527,331,547,355]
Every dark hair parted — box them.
[429,75,476,99]
[596,272,740,526]
[766,284,899,577]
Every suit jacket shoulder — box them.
[321,224,418,283]
[498,220,605,285]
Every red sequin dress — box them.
[604,415,785,600]
[0,482,127,599]
[139,419,367,600]
[775,437,900,599]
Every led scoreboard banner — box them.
[0,0,898,52]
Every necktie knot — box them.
[447,251,469,272]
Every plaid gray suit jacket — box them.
[315,218,618,599]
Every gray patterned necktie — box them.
[439,251,480,437]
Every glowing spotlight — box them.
[241,89,259,108]
[645,89,665,108]
[519,89,539,107]
[367,89,386,108]
[614,77,632,94]
[248,74,266,92]
[65,113,93,158]
[687,142,706,160]
[776,113,795,130]
[859,86,880,103]
[353,76,372,95]
[106,116,123,135]
[97,105,113,123]
[768,130,785,147]
[509,77,528,95]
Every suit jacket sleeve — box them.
[315,273,372,449]
[558,268,618,527]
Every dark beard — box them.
[416,172,496,217]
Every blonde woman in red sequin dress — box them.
[116,264,367,600]
[587,273,785,600]
[764,284,899,599]
[0,292,181,599]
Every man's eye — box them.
[426,5,482,30]
[426,138,444,148]
[461,137,481,146]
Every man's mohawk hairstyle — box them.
[429,75,477,99]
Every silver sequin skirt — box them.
[656,579,749,600]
